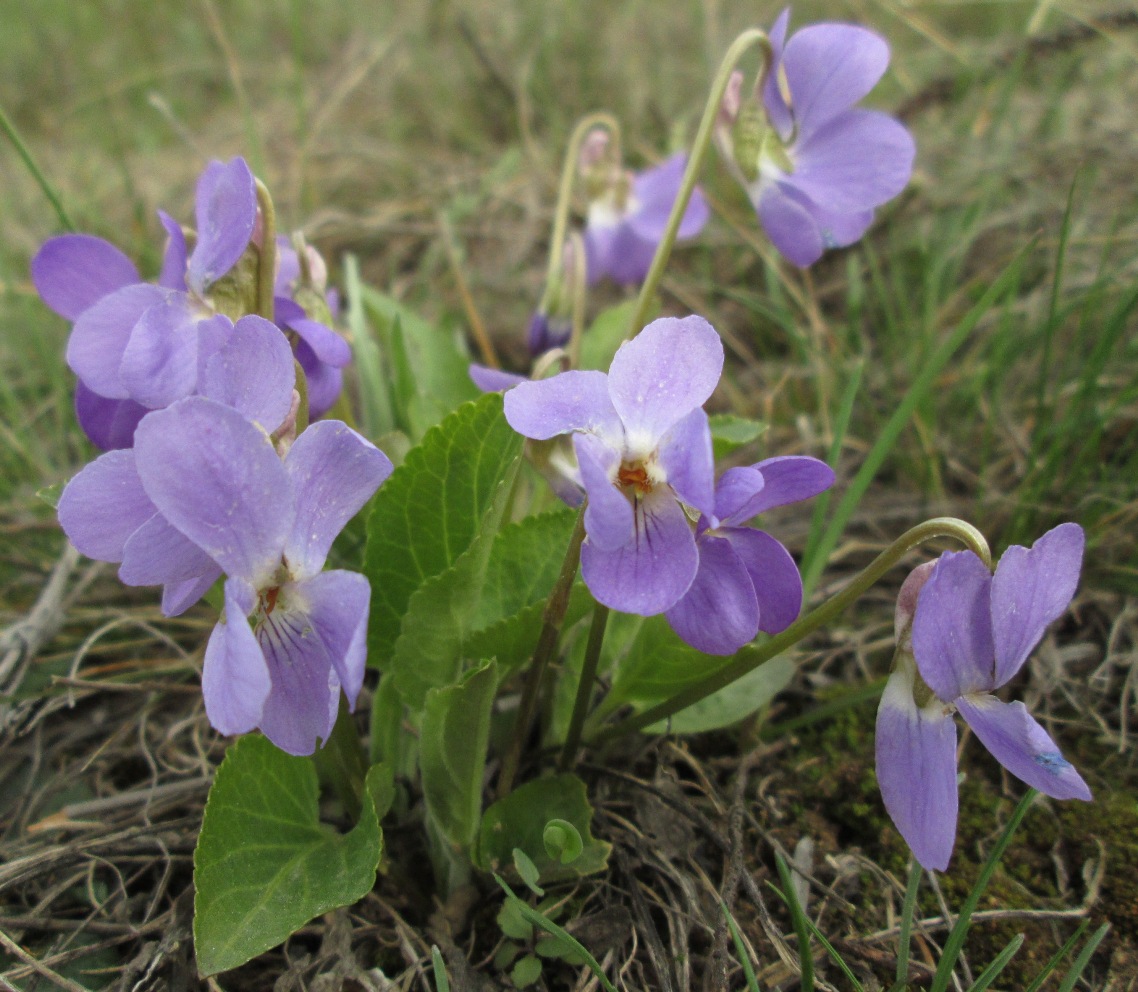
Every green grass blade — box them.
[966,933,1023,992]
[0,101,74,231]
[721,900,762,992]
[343,252,394,439]
[773,852,814,992]
[896,859,923,988]
[768,880,864,992]
[1022,920,1089,992]
[431,946,451,992]
[930,789,1037,992]
[1056,923,1110,992]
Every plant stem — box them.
[627,27,772,338]
[254,179,277,321]
[558,601,609,771]
[0,102,74,231]
[896,859,923,987]
[587,517,990,743]
[497,510,587,798]
[566,230,587,370]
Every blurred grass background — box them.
[1,0,1137,984]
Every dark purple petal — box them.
[119,293,202,408]
[713,467,765,526]
[574,433,631,551]
[527,311,570,355]
[119,513,222,587]
[202,577,270,737]
[781,24,890,139]
[74,382,148,450]
[957,694,1091,801]
[756,183,825,267]
[504,369,622,441]
[657,408,715,518]
[284,420,393,576]
[727,455,834,523]
[607,316,723,453]
[157,211,188,290]
[875,664,959,871]
[162,569,221,616]
[201,314,295,432]
[134,397,293,586]
[665,534,759,654]
[58,449,153,561]
[789,109,915,214]
[187,157,257,296]
[255,601,340,756]
[723,526,802,634]
[297,341,344,418]
[66,283,169,399]
[469,364,528,393]
[990,523,1084,688]
[580,486,698,615]
[911,550,995,700]
[289,318,351,367]
[289,570,370,709]
[32,234,140,320]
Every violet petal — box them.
[201,577,270,737]
[32,234,140,320]
[201,314,296,432]
[574,433,631,551]
[656,407,715,518]
[723,526,803,634]
[665,534,759,654]
[469,364,528,393]
[756,184,825,268]
[733,455,835,521]
[504,369,622,441]
[289,570,371,709]
[157,211,188,290]
[58,449,153,562]
[74,383,149,450]
[119,293,203,408]
[187,158,257,296]
[119,513,222,587]
[162,569,222,617]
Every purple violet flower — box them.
[876,523,1092,871]
[665,456,833,654]
[504,315,722,615]
[715,8,914,267]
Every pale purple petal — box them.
[195,314,233,380]
[789,110,915,214]
[780,24,890,139]
[74,382,147,450]
[810,204,875,249]
[665,534,759,654]
[297,342,343,418]
[58,449,153,561]
[756,184,825,268]
[119,293,202,408]
[590,223,659,287]
[201,314,295,431]
[607,316,723,453]
[162,569,222,616]
[762,9,794,139]
[656,408,715,518]
[157,211,188,290]
[133,397,293,586]
[725,455,834,523]
[912,551,995,700]
[66,283,169,399]
[284,420,393,576]
[875,664,959,871]
[187,158,257,296]
[627,154,710,241]
[469,364,528,393]
[289,570,370,709]
[119,513,222,586]
[990,523,1084,688]
[583,222,620,286]
[289,318,351,367]
[504,369,622,440]
[723,527,802,634]
[574,433,631,552]
[32,234,140,320]
[957,694,1091,801]
[256,603,340,756]
[580,486,698,615]
[202,577,270,737]
[274,239,301,295]
[713,467,765,526]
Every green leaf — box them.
[476,774,610,883]
[391,458,520,708]
[36,480,63,509]
[542,819,583,865]
[513,848,545,896]
[497,900,534,942]
[605,614,727,705]
[421,660,498,856]
[343,254,394,439]
[364,392,523,666]
[511,954,543,988]
[193,736,385,976]
[709,413,768,460]
[645,656,795,734]
[431,946,451,992]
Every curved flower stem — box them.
[545,112,622,291]
[558,601,610,771]
[254,178,277,322]
[497,509,588,798]
[627,27,772,339]
[0,102,74,232]
[566,231,587,370]
[586,517,990,744]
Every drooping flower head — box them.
[876,523,1092,871]
[504,316,722,615]
[715,8,914,267]
[579,130,710,286]
[666,456,833,654]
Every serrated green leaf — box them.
[391,458,520,708]
[476,774,610,883]
[193,736,385,976]
[421,660,498,856]
[364,393,523,666]
[709,413,768,460]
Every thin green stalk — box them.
[896,859,923,987]
[929,789,1038,992]
[721,901,762,992]
[566,230,587,370]
[627,27,772,338]
[1056,923,1110,992]
[254,179,277,321]
[1021,921,1089,992]
[558,601,609,771]
[588,517,990,743]
[774,852,814,992]
[498,510,587,798]
[967,934,1024,992]
[0,102,74,231]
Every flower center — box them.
[618,461,653,494]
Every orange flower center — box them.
[618,462,652,494]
